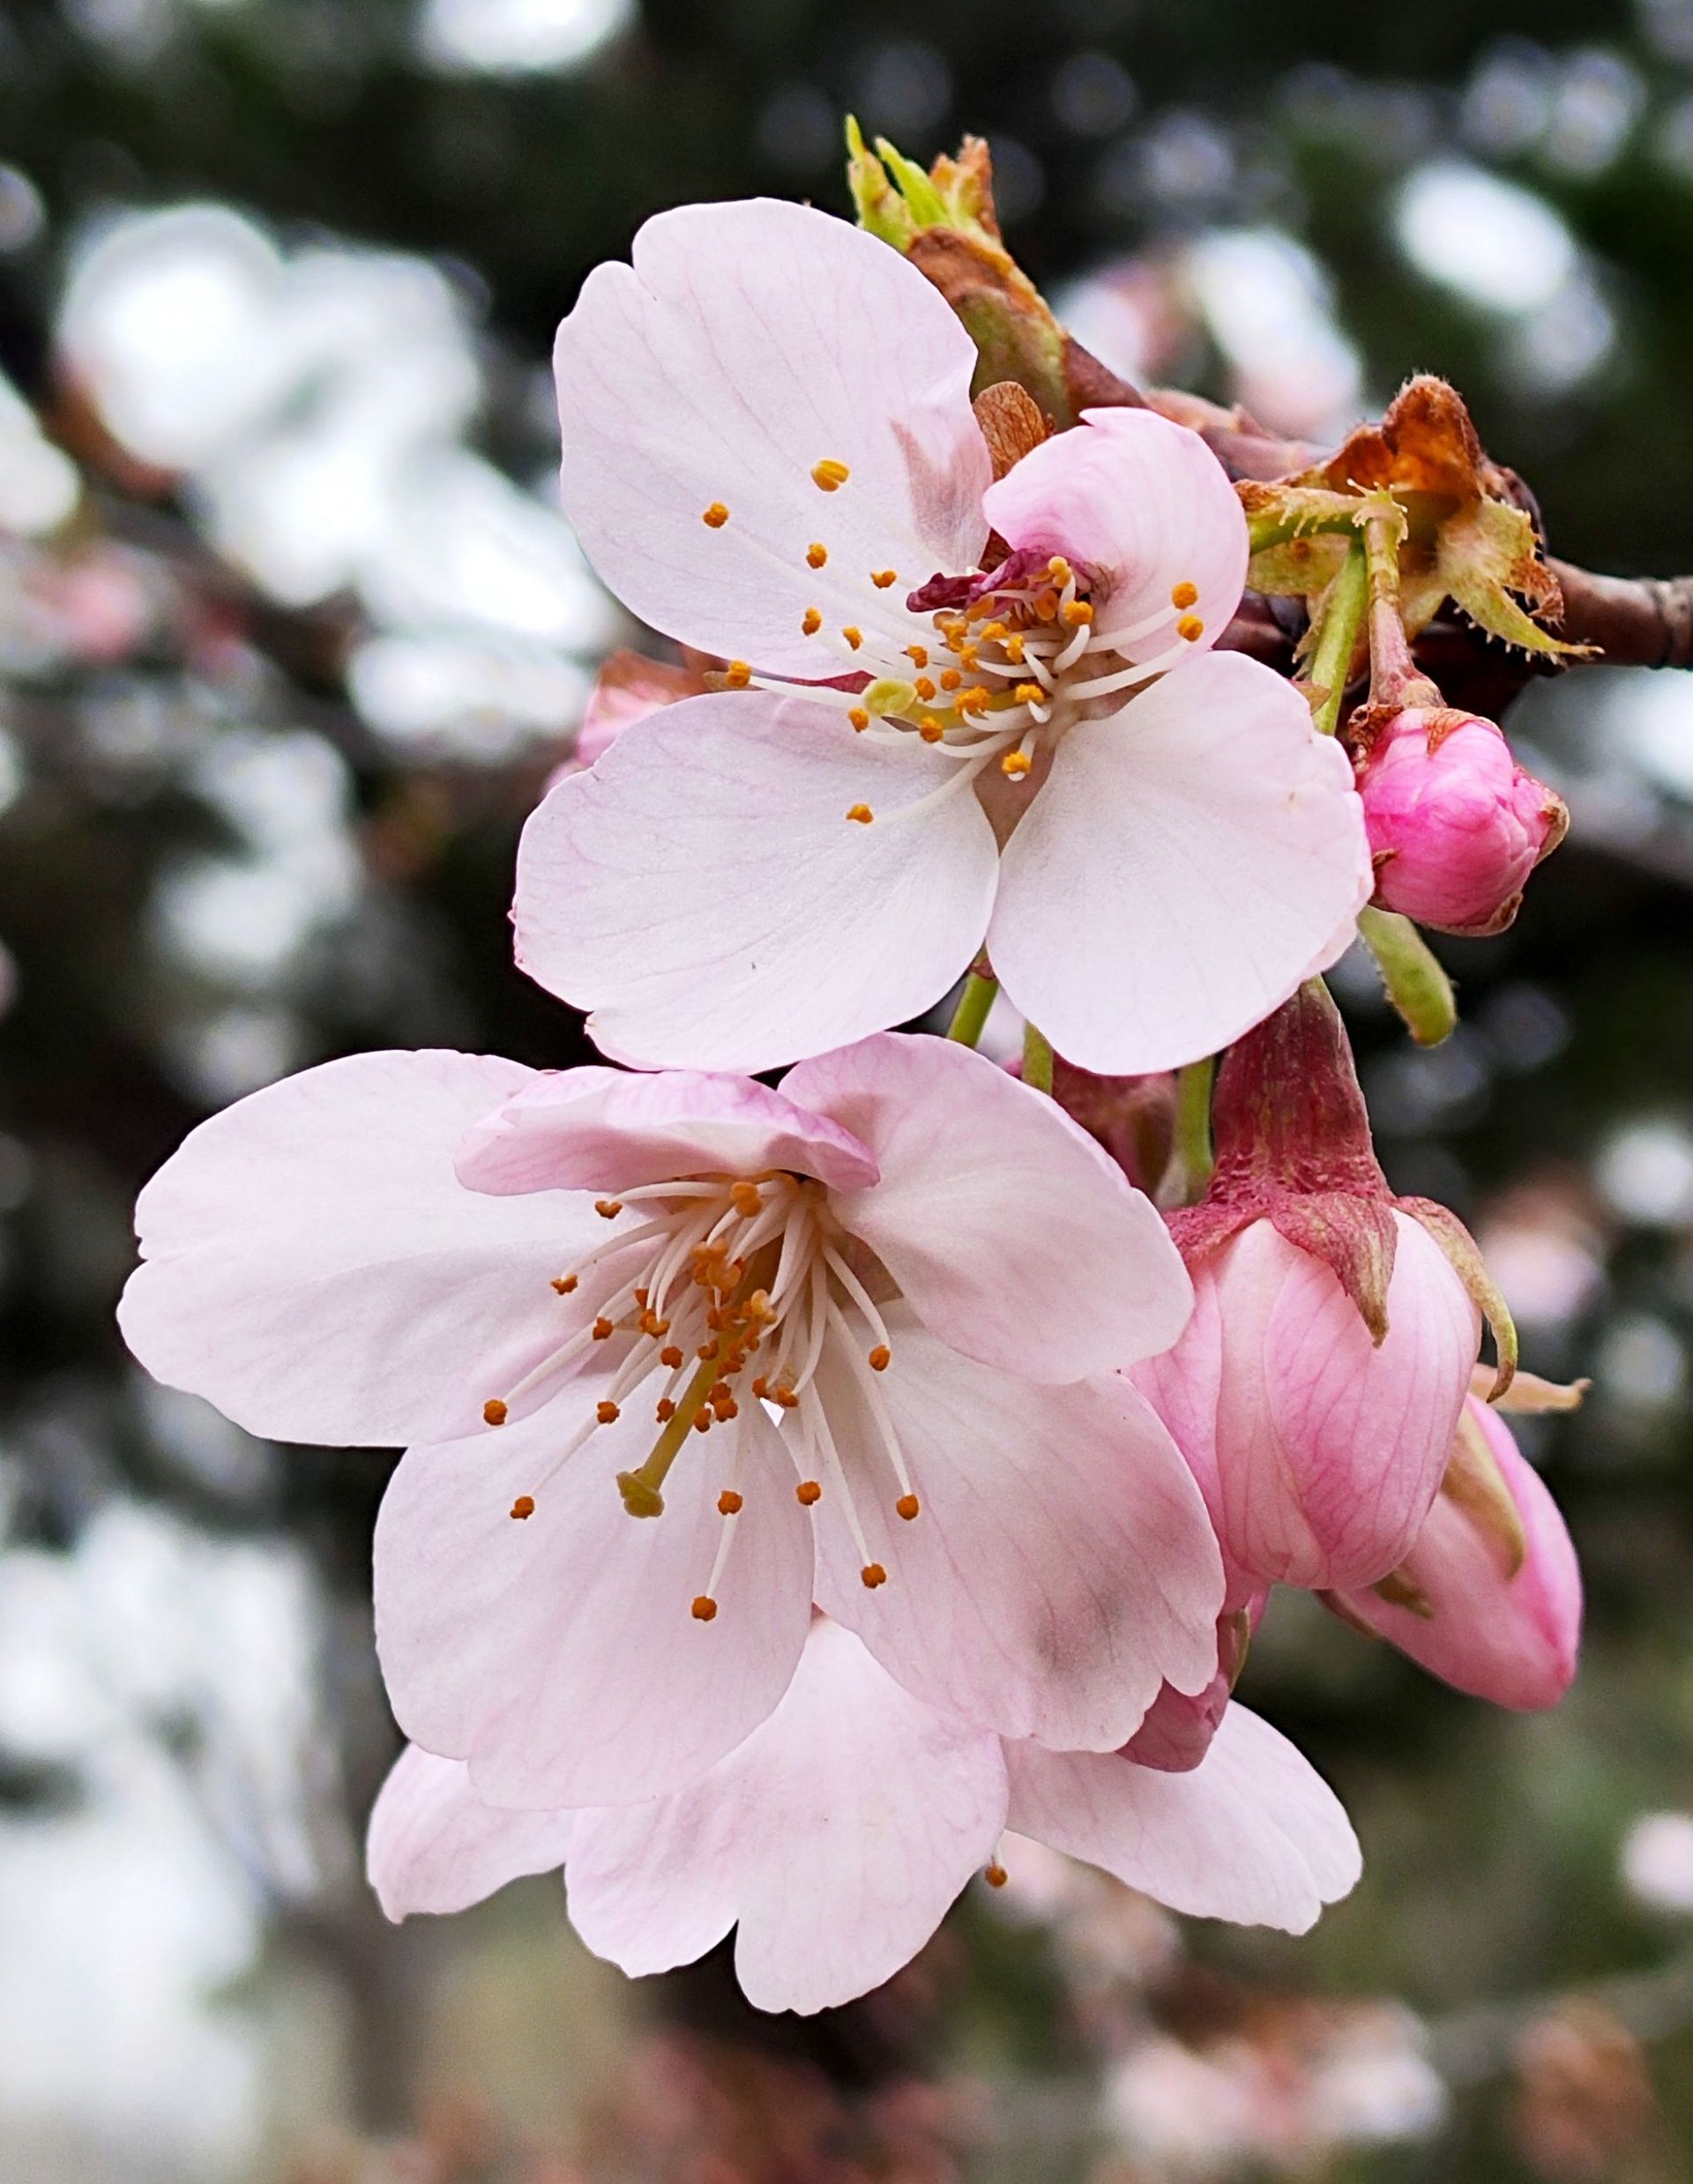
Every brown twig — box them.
[1547,560,1693,670]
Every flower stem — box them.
[945,971,998,1048]
[1022,1021,1055,1094]
[1306,542,1369,739]
[1359,906,1457,1047]
[1171,1055,1216,1203]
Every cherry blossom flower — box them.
[514,198,1372,1077]
[368,1617,1361,2016]
[118,1032,1222,1808]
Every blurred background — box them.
[5,0,1693,2177]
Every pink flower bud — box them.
[1122,1599,1263,1772]
[1136,1211,1481,1592]
[1357,707,1567,936]
[1329,1396,1581,1710]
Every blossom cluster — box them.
[117,149,1585,2016]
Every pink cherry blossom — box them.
[1135,1211,1481,1594]
[1331,1395,1582,1709]
[513,198,1372,1077]
[119,1032,1222,1808]
[1357,706,1567,935]
[369,1617,1361,2016]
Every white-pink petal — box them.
[564,1619,1008,2016]
[117,1049,592,1447]
[810,1321,1223,1751]
[555,198,989,678]
[367,1744,574,1919]
[987,652,1373,1074]
[374,1394,813,1808]
[514,693,999,1072]
[1003,1703,1361,1933]
[784,1032,1190,1382]
[981,407,1247,661]
[456,1064,878,1197]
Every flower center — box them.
[480,1170,919,1619]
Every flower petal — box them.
[117,1049,593,1446]
[810,1321,1223,1751]
[367,1745,574,1919]
[374,1392,813,1808]
[988,652,1372,1074]
[457,1065,879,1197]
[981,407,1246,660]
[555,198,989,677]
[565,1620,1007,2015]
[514,693,999,1072]
[1004,1702,1361,1933]
[784,1032,1190,1381]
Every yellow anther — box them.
[1060,599,1094,627]
[483,1398,508,1427]
[593,1316,615,1340]
[1177,614,1205,642]
[1171,579,1199,609]
[660,1343,683,1368]
[846,803,874,824]
[1004,633,1026,664]
[730,1181,762,1216]
[1001,750,1033,779]
[596,1400,620,1426]
[896,1493,921,1521]
[691,1595,719,1621]
[976,620,1008,642]
[746,1288,776,1323]
[958,686,992,714]
[905,644,929,668]
[796,1480,823,1507]
[939,667,963,691]
[655,1397,676,1421]
[1047,555,1072,585]
[811,458,851,491]
[861,1562,888,1589]
[1013,682,1045,705]
[594,1197,623,1219]
[701,503,729,528]
[552,1272,578,1294]
[869,1344,891,1372]
[914,675,936,699]
[919,717,944,742]
[958,645,980,669]
[847,708,870,732]
[863,676,916,715]
[718,1488,744,1516]
[985,1861,1008,1888]
[871,568,898,588]
[511,1495,535,1520]
[725,660,751,689]
[802,606,822,635]
[807,541,829,569]
[842,625,863,650]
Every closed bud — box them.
[1357,707,1567,936]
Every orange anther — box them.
[511,1495,535,1520]
[751,1375,769,1398]
[638,1310,670,1337]
[552,1272,578,1294]
[869,1344,891,1372]
[707,1381,732,1405]
[846,803,874,824]
[847,707,870,732]
[1004,633,1026,664]
[713,1396,740,1420]
[1171,579,1199,609]
[593,1316,615,1340]
[1013,682,1045,705]
[725,660,751,689]
[660,1344,683,1368]
[1033,589,1059,622]
[977,620,1007,642]
[701,503,729,528]
[905,644,929,668]
[697,1339,720,1360]
[914,675,936,699]
[939,667,962,691]
[692,1408,712,1434]
[655,1398,676,1422]
[691,1595,719,1621]
[896,1493,921,1521]
[1177,614,1205,642]
[807,541,829,569]
[842,625,863,650]
[802,606,822,635]
[719,1488,744,1515]
[483,1398,508,1427]
[919,718,944,742]
[596,1400,620,1425]
[731,1180,763,1216]
[594,1198,622,1219]
[1001,750,1033,779]
[985,1861,1008,1888]
[1061,599,1094,627]
[772,1385,800,1410]
[811,458,850,491]
[861,1562,888,1589]
[871,569,898,588]
[796,1480,823,1506]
